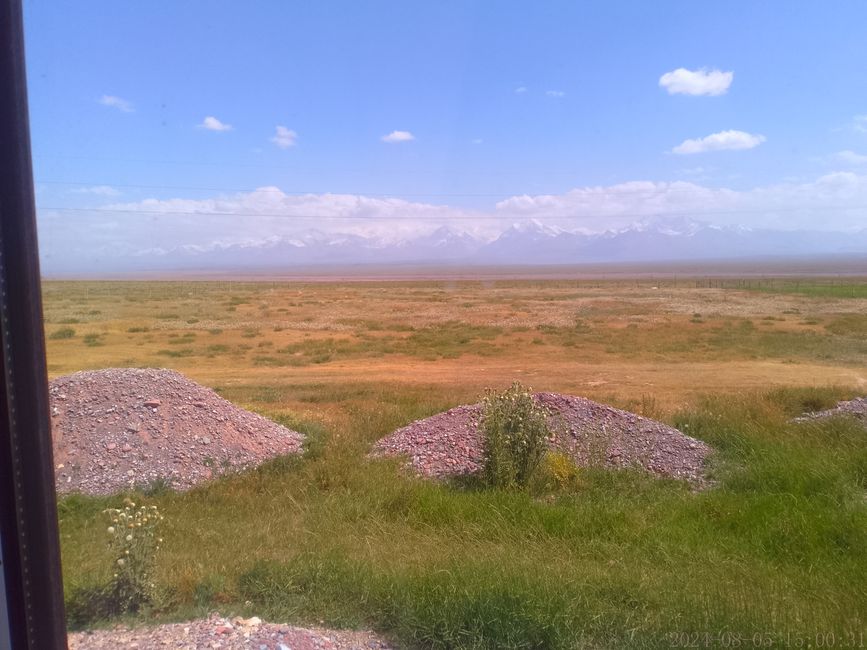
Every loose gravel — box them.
[373,392,711,484]
[67,614,396,649]
[51,368,304,495]
[794,396,867,424]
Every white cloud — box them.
[854,115,867,134]
[514,86,528,94]
[381,130,415,143]
[90,187,485,248]
[659,68,733,96]
[836,150,867,165]
[37,172,867,269]
[198,116,233,132]
[72,185,121,197]
[672,130,765,155]
[494,173,867,231]
[471,138,483,145]
[546,90,565,98]
[270,126,297,149]
[98,95,134,112]
[61,171,867,246]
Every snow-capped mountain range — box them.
[44,218,867,274]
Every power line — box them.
[35,179,772,199]
[36,180,514,199]
[35,204,867,220]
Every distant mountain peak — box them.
[42,217,867,274]
[627,216,708,236]
[503,219,563,238]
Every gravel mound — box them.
[794,396,867,424]
[68,613,395,649]
[373,392,711,484]
[51,368,304,495]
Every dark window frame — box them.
[0,0,69,647]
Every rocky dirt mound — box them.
[68,613,395,649]
[51,368,304,495]
[794,396,867,424]
[373,392,711,484]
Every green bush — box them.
[481,382,550,489]
[49,327,76,339]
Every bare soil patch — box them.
[51,368,304,495]
[373,392,711,484]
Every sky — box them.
[22,1,867,267]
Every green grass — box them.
[58,387,867,647]
[746,280,867,299]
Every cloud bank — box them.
[37,172,867,269]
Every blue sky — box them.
[22,1,867,266]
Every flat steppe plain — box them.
[43,277,867,411]
[45,276,867,648]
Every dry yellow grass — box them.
[42,278,867,418]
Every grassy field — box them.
[45,278,867,648]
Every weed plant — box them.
[481,382,550,489]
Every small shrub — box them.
[157,348,195,358]
[140,477,173,497]
[49,327,76,339]
[533,451,581,492]
[481,382,550,489]
[83,333,104,347]
[127,326,150,333]
[102,498,163,614]
[168,334,196,344]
